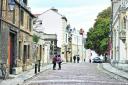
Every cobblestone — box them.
[24,63,128,85]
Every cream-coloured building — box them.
[111,0,128,64]
[71,28,85,62]
[33,29,58,65]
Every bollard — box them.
[35,63,37,74]
[38,60,40,72]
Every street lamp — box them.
[8,0,15,11]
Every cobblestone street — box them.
[24,63,128,85]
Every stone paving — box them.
[0,64,52,85]
[24,63,128,85]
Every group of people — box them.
[52,54,62,70]
[73,55,80,63]
[52,55,81,70]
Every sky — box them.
[28,0,111,34]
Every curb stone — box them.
[97,63,128,82]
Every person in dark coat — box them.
[52,55,57,70]
[77,56,80,63]
[73,55,76,63]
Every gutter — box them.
[14,0,35,18]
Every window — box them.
[18,41,21,59]
[28,45,30,59]
[27,16,29,29]
[13,8,15,24]
[123,17,126,29]
[9,0,15,3]
[40,45,42,59]
[0,0,1,16]
[29,17,32,31]
[23,45,27,64]
[20,9,24,25]
[66,34,68,43]
[23,0,27,5]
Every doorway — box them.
[23,45,27,64]
[8,32,16,74]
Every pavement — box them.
[0,64,53,85]
[102,63,128,80]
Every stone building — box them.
[33,31,58,64]
[32,30,44,70]
[0,0,35,75]
[111,0,127,64]
[71,28,85,62]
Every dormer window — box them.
[23,0,27,5]
[20,0,27,7]
[37,20,42,25]
[40,22,42,24]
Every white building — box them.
[111,0,128,64]
[71,28,86,62]
[33,8,67,48]
[33,8,68,61]
[33,30,58,65]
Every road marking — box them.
[26,79,128,84]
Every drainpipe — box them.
[118,13,120,64]
[0,0,2,64]
[110,0,113,61]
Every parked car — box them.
[92,57,102,63]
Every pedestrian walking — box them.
[89,59,91,63]
[89,52,92,63]
[77,56,80,63]
[56,55,62,70]
[73,55,76,63]
[52,55,57,70]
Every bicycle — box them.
[0,63,8,80]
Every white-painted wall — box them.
[36,10,65,48]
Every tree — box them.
[85,7,111,55]
[33,34,40,44]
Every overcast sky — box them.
[28,0,111,33]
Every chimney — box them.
[51,7,58,12]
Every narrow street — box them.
[24,63,128,85]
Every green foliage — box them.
[33,34,40,43]
[85,7,111,55]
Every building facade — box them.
[33,8,68,61]
[71,28,85,62]
[42,33,57,63]
[0,0,35,75]
[111,0,128,64]
[33,29,58,65]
